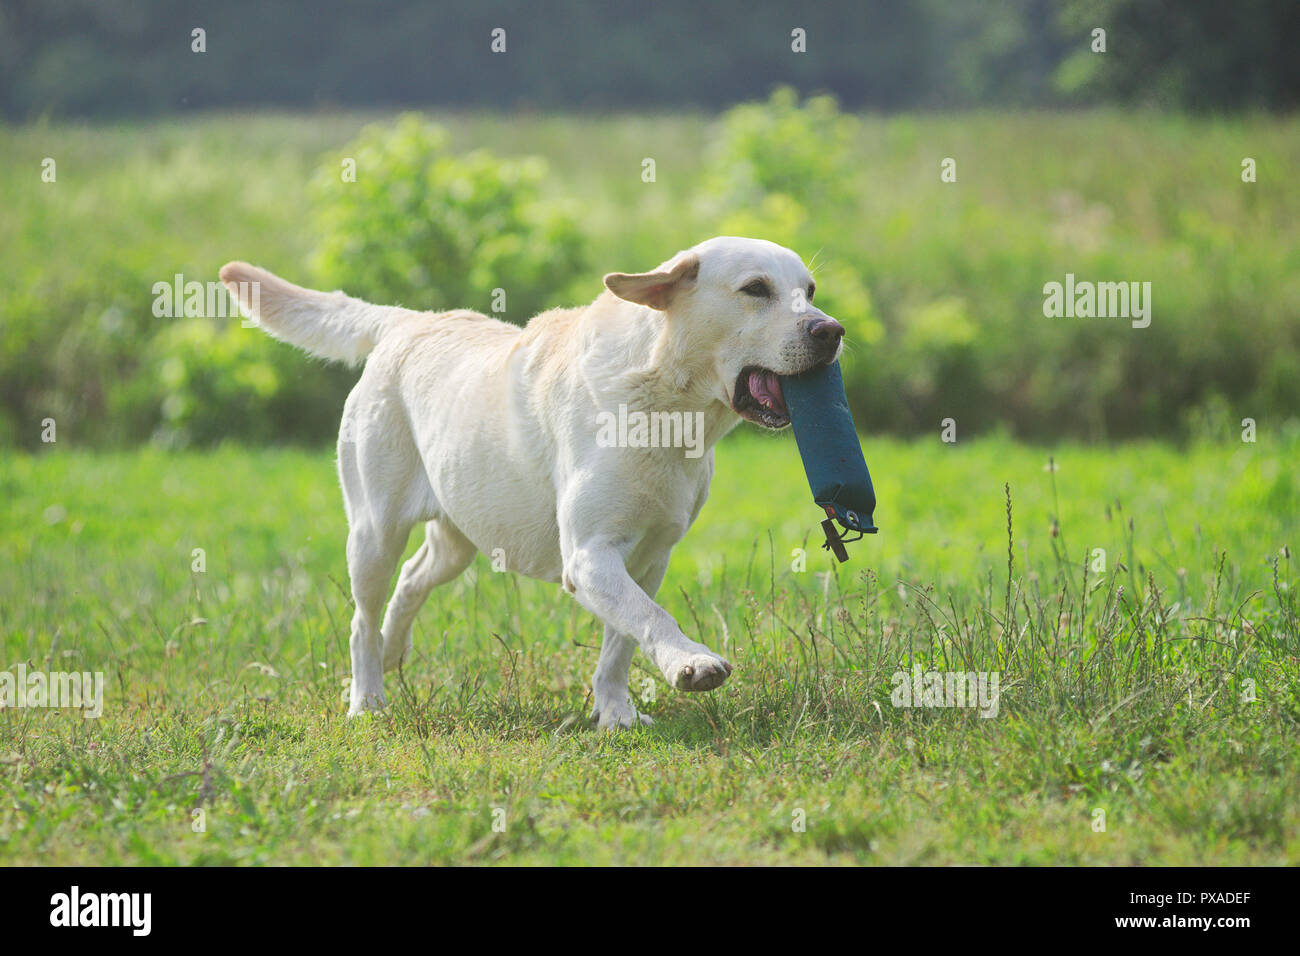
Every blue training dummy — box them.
[780,360,877,562]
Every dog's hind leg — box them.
[344,520,407,715]
[381,519,477,672]
[337,388,430,716]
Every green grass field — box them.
[2,431,1296,864]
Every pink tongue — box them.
[748,370,786,413]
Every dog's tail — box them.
[219,262,417,366]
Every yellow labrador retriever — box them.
[220,237,843,727]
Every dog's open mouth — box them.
[733,367,791,429]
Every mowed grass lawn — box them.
[1,431,1297,865]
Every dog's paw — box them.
[672,653,732,692]
[590,696,654,730]
[347,690,388,717]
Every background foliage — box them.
[3,0,1298,119]
[2,93,1298,447]
[310,115,585,320]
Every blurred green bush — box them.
[0,114,587,448]
[310,114,585,320]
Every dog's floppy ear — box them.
[603,253,700,310]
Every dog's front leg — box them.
[590,625,649,729]
[563,542,731,694]
[590,559,669,729]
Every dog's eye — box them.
[807,284,815,301]
[740,280,771,299]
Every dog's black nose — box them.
[806,317,845,341]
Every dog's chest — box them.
[620,449,714,545]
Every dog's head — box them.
[603,237,843,429]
